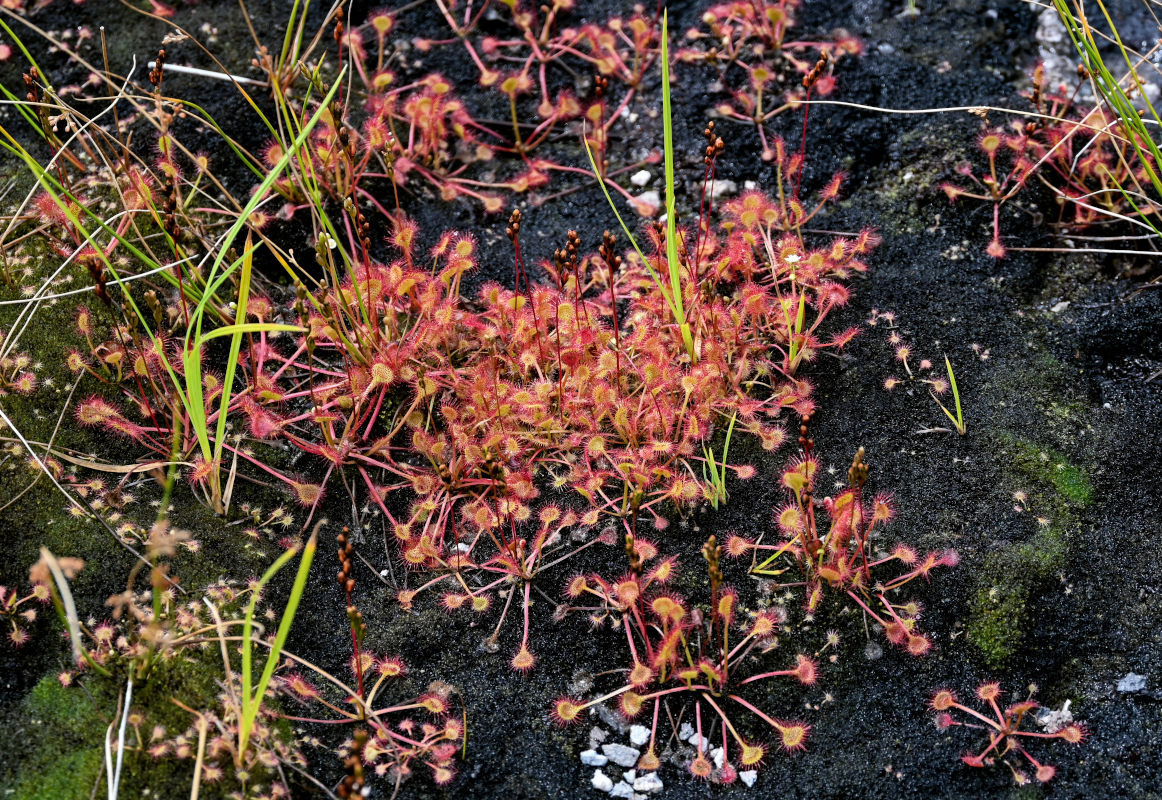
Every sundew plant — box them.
[3,0,1140,797]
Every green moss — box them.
[967,524,1067,668]
[1014,525,1068,574]
[1049,461,1092,506]
[7,676,106,800]
[27,674,102,737]
[4,643,299,800]
[969,581,1028,667]
[967,433,1090,666]
[1000,433,1093,509]
[10,747,103,800]
[1009,784,1045,800]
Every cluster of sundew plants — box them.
[942,63,1162,258]
[551,532,827,782]
[303,0,862,216]
[0,327,38,396]
[0,0,479,793]
[0,577,48,647]
[3,1,892,784]
[728,441,958,657]
[866,308,972,436]
[63,30,875,668]
[309,1,668,215]
[0,0,1100,794]
[678,0,862,162]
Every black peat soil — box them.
[1,1,1160,799]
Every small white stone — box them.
[1036,700,1074,733]
[601,743,641,768]
[636,190,661,213]
[685,732,709,750]
[633,773,664,794]
[581,749,608,767]
[1051,300,1070,313]
[740,770,758,787]
[592,769,614,793]
[623,770,635,782]
[710,178,737,198]
[610,781,636,799]
[711,746,725,768]
[678,722,696,741]
[628,725,650,746]
[630,170,652,187]
[744,180,758,191]
[1118,673,1148,693]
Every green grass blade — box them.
[199,323,302,343]
[212,235,255,469]
[1054,0,1162,197]
[182,345,211,462]
[721,411,737,468]
[250,531,316,732]
[582,137,673,305]
[238,534,314,761]
[186,66,346,347]
[944,355,964,434]
[660,10,694,360]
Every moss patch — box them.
[1003,434,1093,508]
[10,746,104,800]
[967,433,1091,667]
[3,641,297,800]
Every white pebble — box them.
[622,770,635,783]
[740,770,758,787]
[592,769,614,793]
[635,190,660,213]
[628,725,650,747]
[633,773,664,794]
[610,782,635,799]
[580,749,608,767]
[601,743,641,768]
[678,722,695,741]
[711,746,724,768]
[710,178,738,198]
[630,170,652,187]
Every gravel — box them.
[601,743,641,768]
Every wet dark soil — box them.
[1,1,1161,799]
